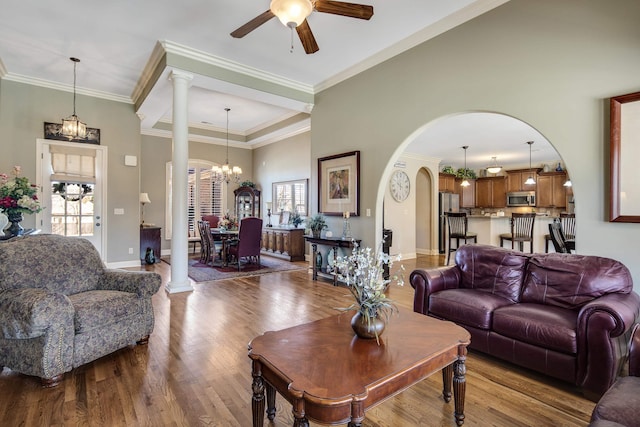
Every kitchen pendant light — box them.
[524,141,536,185]
[61,57,87,140]
[486,157,502,174]
[563,178,572,187]
[212,108,242,184]
[461,146,470,187]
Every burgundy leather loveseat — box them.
[410,244,640,398]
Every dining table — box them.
[210,228,239,266]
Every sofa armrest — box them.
[0,288,74,339]
[98,269,162,298]
[577,291,640,396]
[409,266,460,315]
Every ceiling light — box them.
[212,108,242,184]
[486,157,502,174]
[461,146,470,187]
[270,0,313,28]
[563,179,572,187]
[524,141,536,185]
[61,57,87,140]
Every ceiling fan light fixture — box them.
[270,0,313,28]
[486,157,502,174]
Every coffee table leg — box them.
[251,368,265,427]
[442,363,453,403]
[266,383,276,420]
[453,347,467,426]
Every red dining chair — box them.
[226,217,263,271]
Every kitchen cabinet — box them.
[234,186,261,220]
[537,172,567,208]
[506,169,539,192]
[455,178,476,208]
[261,227,305,261]
[438,173,456,193]
[475,177,507,208]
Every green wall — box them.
[311,0,640,283]
[0,79,141,263]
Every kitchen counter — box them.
[466,215,556,252]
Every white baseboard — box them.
[107,260,142,269]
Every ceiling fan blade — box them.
[230,10,275,38]
[314,0,374,20]
[296,20,319,54]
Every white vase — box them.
[0,211,8,237]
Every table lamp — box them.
[140,192,151,226]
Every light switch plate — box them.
[124,155,137,167]
[114,208,124,215]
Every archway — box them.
[378,111,571,259]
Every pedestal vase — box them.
[6,212,24,237]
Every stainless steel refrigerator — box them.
[439,192,460,253]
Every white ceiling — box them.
[0,0,560,170]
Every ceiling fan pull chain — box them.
[290,26,294,53]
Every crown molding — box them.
[2,72,132,104]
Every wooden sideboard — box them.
[261,227,305,262]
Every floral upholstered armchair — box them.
[0,234,161,387]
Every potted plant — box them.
[334,242,405,344]
[308,213,327,238]
[289,211,303,228]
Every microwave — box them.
[507,191,536,207]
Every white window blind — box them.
[49,144,96,184]
[166,160,224,239]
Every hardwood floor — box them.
[0,255,595,426]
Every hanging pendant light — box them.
[563,178,572,187]
[461,146,470,187]
[524,141,536,185]
[486,157,502,174]
[61,57,87,140]
[212,108,242,184]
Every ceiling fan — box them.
[230,0,374,54]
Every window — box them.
[166,160,223,239]
[273,179,308,216]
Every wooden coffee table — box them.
[248,307,471,426]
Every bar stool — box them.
[500,213,536,253]
[446,212,477,265]
[545,213,576,252]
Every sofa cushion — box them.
[455,244,529,303]
[430,289,515,330]
[68,290,142,334]
[493,303,577,354]
[521,254,633,309]
[590,376,640,426]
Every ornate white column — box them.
[166,70,194,293]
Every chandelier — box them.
[212,108,242,184]
[61,57,87,140]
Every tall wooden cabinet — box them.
[537,172,567,208]
[234,186,261,219]
[475,177,507,208]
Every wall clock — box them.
[390,170,410,202]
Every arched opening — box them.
[379,111,573,260]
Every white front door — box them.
[36,139,107,257]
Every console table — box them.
[304,236,360,285]
[261,227,305,261]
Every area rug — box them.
[161,255,307,282]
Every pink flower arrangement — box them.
[0,166,43,215]
[218,213,238,230]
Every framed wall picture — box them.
[44,122,101,145]
[610,91,640,223]
[318,151,360,216]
